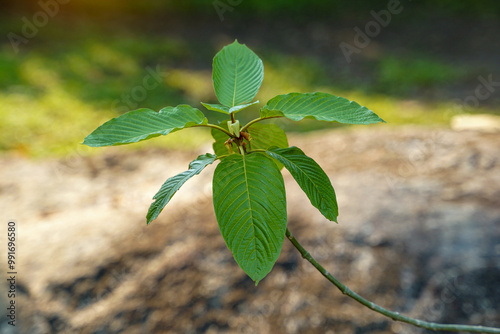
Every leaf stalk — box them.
[193,123,235,138]
[241,116,283,133]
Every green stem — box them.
[193,124,234,138]
[241,116,283,133]
[248,149,266,154]
[215,154,231,160]
[285,228,500,333]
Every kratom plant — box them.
[83,41,500,333]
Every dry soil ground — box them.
[0,126,499,334]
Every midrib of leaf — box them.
[232,52,240,107]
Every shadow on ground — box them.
[0,126,499,333]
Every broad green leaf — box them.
[213,153,287,284]
[83,105,207,147]
[147,153,216,224]
[201,101,259,114]
[261,92,385,125]
[213,40,264,107]
[211,122,288,157]
[246,123,288,152]
[266,146,338,222]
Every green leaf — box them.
[201,101,259,114]
[261,92,385,125]
[266,146,338,222]
[211,122,288,157]
[211,121,233,156]
[213,153,287,284]
[83,105,207,147]
[213,40,264,107]
[246,123,288,151]
[147,153,216,224]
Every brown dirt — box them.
[1,126,499,334]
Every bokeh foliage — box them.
[1,1,499,157]
[3,0,500,18]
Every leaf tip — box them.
[82,137,98,147]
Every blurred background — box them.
[0,1,499,333]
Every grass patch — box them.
[1,18,498,158]
[376,56,469,94]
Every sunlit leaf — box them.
[213,40,264,107]
[246,123,288,151]
[83,105,207,147]
[261,92,385,125]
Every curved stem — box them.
[215,154,231,160]
[247,149,266,154]
[192,124,234,138]
[241,116,283,133]
[285,228,500,333]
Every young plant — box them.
[83,41,500,333]
[84,40,383,282]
